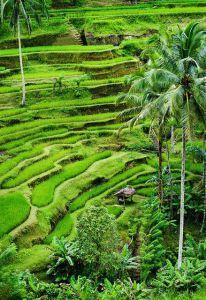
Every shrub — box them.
[4,271,149,300]
[152,236,206,294]
[67,277,149,300]
[76,206,120,280]
[184,235,206,261]
[47,218,138,283]
[152,259,206,293]
[99,278,149,300]
[11,270,64,299]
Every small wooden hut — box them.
[114,186,136,205]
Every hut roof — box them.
[114,187,136,197]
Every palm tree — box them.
[2,0,48,106]
[118,22,206,269]
[117,68,176,204]
[156,23,206,269]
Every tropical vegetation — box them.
[0,0,205,299]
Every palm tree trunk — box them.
[165,138,174,219]
[158,122,163,204]
[200,133,206,234]
[1,0,3,24]
[177,122,186,270]
[171,126,175,153]
[17,16,26,106]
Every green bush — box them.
[47,237,78,282]
[47,207,138,282]
[152,259,206,293]
[76,206,120,280]
[4,270,149,300]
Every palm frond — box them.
[192,78,206,113]
[20,0,31,34]
[129,77,147,93]
[4,0,48,33]
[118,107,140,121]
[160,85,184,117]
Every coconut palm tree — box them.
[2,0,48,106]
[117,68,176,204]
[118,22,206,269]
[156,23,206,269]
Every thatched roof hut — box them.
[114,186,136,204]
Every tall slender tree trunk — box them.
[165,138,174,219]
[1,0,3,24]
[158,121,163,204]
[177,121,186,270]
[17,16,26,106]
[200,133,206,234]
[171,125,175,153]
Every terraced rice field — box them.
[0,39,154,264]
[0,3,204,273]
